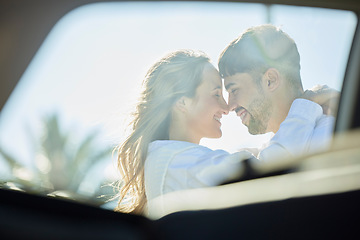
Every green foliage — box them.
[0,113,115,206]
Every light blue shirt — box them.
[259,99,334,161]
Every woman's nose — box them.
[221,98,230,115]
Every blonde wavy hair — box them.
[115,49,211,214]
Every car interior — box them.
[1,0,360,239]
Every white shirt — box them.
[258,99,334,161]
[145,141,252,201]
[145,99,334,202]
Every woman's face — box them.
[185,63,229,142]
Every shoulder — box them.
[148,140,221,155]
[290,99,322,116]
[147,141,204,160]
[288,99,325,123]
[146,140,204,165]
[147,140,236,165]
[315,114,335,131]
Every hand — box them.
[301,85,339,116]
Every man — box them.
[218,24,335,161]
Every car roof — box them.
[0,0,359,112]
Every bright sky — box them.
[0,2,357,185]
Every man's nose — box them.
[227,96,237,112]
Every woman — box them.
[115,50,252,214]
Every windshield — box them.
[0,1,357,211]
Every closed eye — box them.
[214,89,222,97]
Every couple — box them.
[115,24,335,215]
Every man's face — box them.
[224,72,272,135]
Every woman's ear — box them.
[175,96,190,113]
[263,68,280,91]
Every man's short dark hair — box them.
[218,24,303,90]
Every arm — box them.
[166,144,253,188]
[258,99,323,162]
[146,141,253,199]
[193,150,253,186]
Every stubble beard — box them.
[247,96,272,135]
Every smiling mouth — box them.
[235,107,248,123]
[214,116,221,124]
